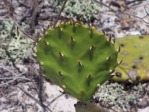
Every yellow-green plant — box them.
[113,35,149,82]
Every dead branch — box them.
[2,0,36,41]
[53,0,68,27]
[0,68,30,87]
[95,0,149,24]
[17,86,52,112]
[4,47,21,73]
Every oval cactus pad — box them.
[36,21,118,101]
[113,35,149,82]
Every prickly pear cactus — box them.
[113,35,149,82]
[36,21,118,101]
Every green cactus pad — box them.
[113,35,149,82]
[36,21,118,101]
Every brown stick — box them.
[53,0,68,27]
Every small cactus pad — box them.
[113,35,149,82]
[36,21,118,101]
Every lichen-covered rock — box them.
[94,81,145,112]
[36,20,118,101]
[113,35,149,82]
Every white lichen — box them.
[94,81,145,112]
[51,0,100,21]
[0,19,33,65]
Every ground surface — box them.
[0,0,149,112]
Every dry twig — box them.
[53,0,68,27]
[17,86,52,112]
[2,0,36,41]
[95,0,149,24]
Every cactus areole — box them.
[36,21,118,101]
